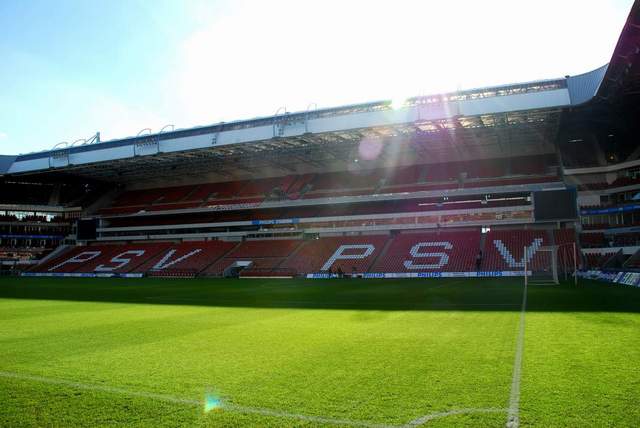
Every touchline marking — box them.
[0,370,392,428]
[404,408,507,426]
[0,370,200,405]
[144,296,519,309]
[506,280,528,428]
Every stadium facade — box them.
[1,2,639,283]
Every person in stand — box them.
[475,250,483,271]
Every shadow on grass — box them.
[0,277,639,313]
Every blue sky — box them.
[0,0,634,155]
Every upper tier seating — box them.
[613,232,640,247]
[581,223,609,230]
[610,176,640,188]
[0,182,54,205]
[112,188,168,207]
[580,232,606,247]
[370,230,481,272]
[481,230,549,271]
[238,177,288,197]
[576,182,609,191]
[100,155,558,216]
[281,235,389,274]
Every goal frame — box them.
[524,243,577,286]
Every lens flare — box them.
[204,394,222,413]
[391,97,406,110]
[358,138,383,161]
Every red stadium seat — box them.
[202,239,302,276]
[134,241,237,274]
[370,230,481,272]
[281,235,389,274]
[481,229,548,271]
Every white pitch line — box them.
[1,370,511,427]
[404,407,508,426]
[144,296,519,309]
[0,370,201,405]
[506,280,528,428]
[0,370,393,428]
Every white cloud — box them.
[2,0,633,152]
[160,0,630,131]
[0,132,7,141]
[84,96,170,142]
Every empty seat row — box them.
[33,241,237,275]
[33,228,579,276]
[370,231,481,272]
[103,155,558,214]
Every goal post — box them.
[557,242,578,286]
[524,243,578,286]
[524,245,559,285]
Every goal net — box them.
[524,243,577,285]
[525,245,558,285]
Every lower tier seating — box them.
[134,241,237,274]
[370,231,481,272]
[33,228,583,275]
[281,235,390,274]
[35,241,236,275]
[554,229,578,271]
[202,239,301,276]
[205,257,286,276]
[580,232,606,248]
[481,230,549,271]
[584,252,617,269]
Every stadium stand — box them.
[96,155,558,217]
[281,235,389,274]
[554,229,578,270]
[26,228,589,276]
[370,230,481,272]
[580,232,606,248]
[7,17,640,282]
[34,241,237,276]
[584,252,617,269]
[134,241,237,276]
[35,245,116,273]
[481,229,549,271]
[202,239,301,276]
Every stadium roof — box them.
[596,0,640,101]
[0,155,16,176]
[4,1,639,184]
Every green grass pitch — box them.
[0,277,639,427]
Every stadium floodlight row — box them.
[1,1,639,279]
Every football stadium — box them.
[1,2,640,427]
